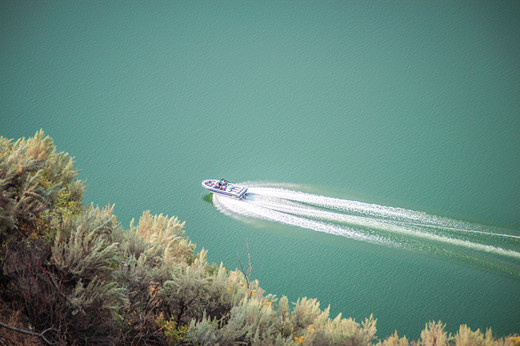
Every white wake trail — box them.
[249,186,520,240]
[213,193,388,245]
[223,189,520,260]
[208,183,520,278]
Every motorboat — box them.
[201,179,248,199]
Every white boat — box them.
[201,179,248,199]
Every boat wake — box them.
[213,183,520,277]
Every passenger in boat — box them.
[212,179,226,190]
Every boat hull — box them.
[201,179,248,199]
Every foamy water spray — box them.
[213,183,520,265]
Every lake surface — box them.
[2,1,519,339]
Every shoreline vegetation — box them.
[0,130,518,345]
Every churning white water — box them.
[213,183,520,263]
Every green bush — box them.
[0,130,84,240]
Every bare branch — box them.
[237,249,248,290]
[0,321,56,345]
[236,239,252,292]
[246,239,252,280]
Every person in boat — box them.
[215,179,224,190]
[220,179,227,190]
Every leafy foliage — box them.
[1,131,518,345]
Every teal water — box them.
[2,0,519,339]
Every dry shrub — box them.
[378,331,410,346]
[420,321,450,346]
